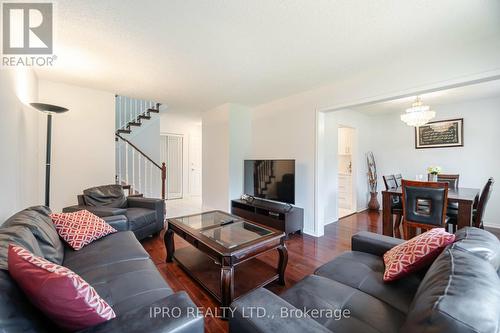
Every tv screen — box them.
[244,160,295,204]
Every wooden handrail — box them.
[116,133,167,200]
[116,133,161,169]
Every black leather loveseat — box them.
[63,184,164,240]
[0,206,203,333]
[230,228,500,333]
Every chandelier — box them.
[400,96,436,127]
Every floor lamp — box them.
[30,103,69,207]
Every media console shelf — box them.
[231,199,303,236]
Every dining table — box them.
[382,186,481,237]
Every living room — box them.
[1,1,500,333]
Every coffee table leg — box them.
[164,229,175,263]
[278,244,288,285]
[221,265,234,308]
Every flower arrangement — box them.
[427,166,442,175]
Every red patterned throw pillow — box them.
[8,244,115,331]
[50,210,116,250]
[383,228,455,282]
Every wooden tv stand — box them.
[231,199,303,236]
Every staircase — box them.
[254,160,276,196]
[115,95,167,199]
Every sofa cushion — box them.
[83,184,127,208]
[383,228,455,282]
[77,258,174,315]
[2,206,64,265]
[0,270,57,333]
[63,231,150,273]
[314,251,421,314]
[0,225,44,270]
[402,246,500,333]
[8,245,115,331]
[453,227,500,270]
[50,210,117,250]
[280,275,405,333]
[125,208,157,230]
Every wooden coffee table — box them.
[164,210,287,308]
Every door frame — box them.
[161,132,184,200]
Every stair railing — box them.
[116,133,167,199]
[115,95,159,131]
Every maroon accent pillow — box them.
[383,228,455,282]
[50,210,116,250]
[8,244,116,331]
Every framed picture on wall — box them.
[415,118,464,149]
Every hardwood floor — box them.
[141,210,383,333]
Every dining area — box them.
[382,173,494,239]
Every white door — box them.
[189,135,202,196]
[161,134,183,199]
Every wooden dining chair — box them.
[401,180,449,240]
[447,177,494,230]
[394,174,403,187]
[437,174,460,189]
[383,175,403,236]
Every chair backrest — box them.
[394,174,402,187]
[402,180,449,228]
[437,174,460,190]
[82,184,127,208]
[475,178,495,228]
[383,175,397,190]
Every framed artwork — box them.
[415,118,464,149]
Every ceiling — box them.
[353,79,500,115]
[35,0,500,114]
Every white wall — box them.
[370,97,500,227]
[250,45,500,236]
[202,104,251,211]
[318,109,372,228]
[160,112,202,197]
[0,69,42,222]
[38,80,115,212]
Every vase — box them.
[428,173,438,182]
[368,192,380,211]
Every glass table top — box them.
[169,211,276,249]
[201,221,273,249]
[171,211,240,230]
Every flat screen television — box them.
[243,159,295,204]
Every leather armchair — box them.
[63,185,165,240]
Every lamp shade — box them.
[30,103,68,114]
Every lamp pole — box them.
[30,103,69,207]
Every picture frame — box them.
[415,118,464,149]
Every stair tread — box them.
[148,108,159,113]
[116,129,131,134]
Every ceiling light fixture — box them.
[400,96,436,127]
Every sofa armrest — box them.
[62,205,127,217]
[229,288,331,333]
[351,231,404,257]
[127,197,165,228]
[80,292,203,333]
[102,215,129,231]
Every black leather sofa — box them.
[63,184,165,240]
[0,206,203,333]
[230,228,500,333]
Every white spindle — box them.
[117,140,122,183]
[125,142,129,185]
[144,159,147,196]
[131,149,135,193]
[149,163,153,198]
[138,154,142,194]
